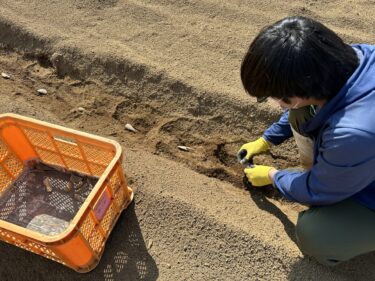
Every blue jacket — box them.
[263,44,375,210]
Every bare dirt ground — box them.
[0,1,374,280]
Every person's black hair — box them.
[240,16,359,103]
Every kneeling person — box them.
[239,16,375,266]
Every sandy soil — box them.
[0,1,374,280]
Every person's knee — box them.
[296,210,318,254]
[296,210,341,266]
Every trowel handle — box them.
[238,150,255,168]
[237,149,247,162]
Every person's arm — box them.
[263,110,293,145]
[271,128,375,205]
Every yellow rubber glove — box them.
[238,137,270,164]
[244,165,274,187]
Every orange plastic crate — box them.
[0,113,133,272]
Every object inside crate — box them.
[0,159,99,236]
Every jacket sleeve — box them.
[273,127,375,205]
[262,110,293,145]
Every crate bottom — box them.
[0,160,98,236]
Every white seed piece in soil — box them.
[125,123,138,133]
[77,107,85,112]
[37,88,48,95]
[1,72,10,79]
[178,145,192,152]
[147,239,153,249]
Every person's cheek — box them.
[292,101,302,109]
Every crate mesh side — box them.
[78,171,125,256]
[108,169,121,194]
[81,213,105,254]
[55,141,81,159]
[89,229,104,254]
[114,187,125,211]
[89,163,107,177]
[0,139,24,194]
[3,154,23,178]
[0,139,8,162]
[99,168,128,235]
[13,241,64,265]
[82,143,114,166]
[28,241,63,262]
[0,167,12,193]
[100,203,117,234]
[112,167,129,213]
[22,128,54,150]
[21,126,116,178]
[0,228,17,243]
[36,148,65,167]
[64,156,90,174]
[80,213,105,255]
[80,215,96,242]
[0,228,64,265]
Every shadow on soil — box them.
[0,202,158,281]
[244,176,298,245]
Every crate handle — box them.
[53,135,78,146]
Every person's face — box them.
[270,97,309,109]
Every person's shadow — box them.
[243,177,375,280]
[243,176,298,245]
[0,202,159,281]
